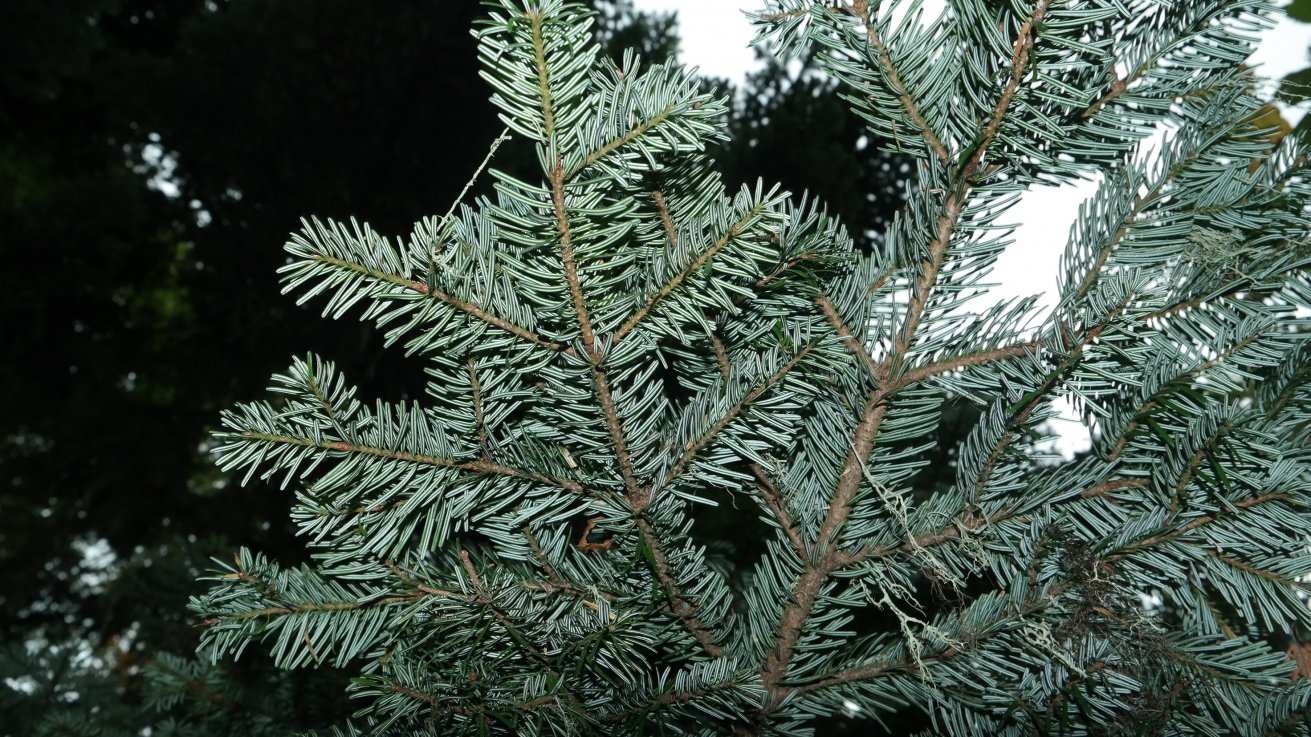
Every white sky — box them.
[634,0,1311,455]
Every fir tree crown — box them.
[194,1,1311,734]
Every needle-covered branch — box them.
[194,1,1311,734]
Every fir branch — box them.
[760,1,1055,713]
[759,391,890,707]
[899,340,1038,386]
[1170,420,1236,516]
[528,10,558,140]
[854,3,951,165]
[197,2,1311,732]
[599,676,745,723]
[652,187,678,249]
[613,202,771,343]
[816,295,880,380]
[711,332,732,381]
[237,431,585,495]
[589,364,645,503]
[1207,550,1311,593]
[784,583,1070,696]
[967,316,1120,513]
[750,463,807,559]
[1079,478,1151,499]
[566,105,677,180]
[388,685,477,717]
[1078,74,1129,121]
[468,359,490,455]
[551,160,598,350]
[306,253,564,352]
[1110,492,1290,555]
[661,345,814,489]
[635,517,725,658]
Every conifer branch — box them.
[1079,478,1150,499]
[759,392,890,707]
[390,684,471,713]
[1069,128,1228,304]
[589,365,645,503]
[785,582,1074,696]
[599,677,745,722]
[711,332,732,380]
[197,2,1311,731]
[815,295,880,380]
[898,340,1038,385]
[237,431,585,494]
[1110,331,1268,461]
[307,253,563,351]
[1111,492,1289,555]
[1170,420,1235,517]
[855,5,951,166]
[567,105,677,180]
[662,346,814,489]
[528,10,558,140]
[652,187,678,249]
[635,517,725,658]
[540,68,718,657]
[760,2,1053,712]
[613,203,770,343]
[551,161,598,350]
[750,463,807,559]
[468,359,489,455]
[1207,550,1311,593]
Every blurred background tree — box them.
[0,1,907,733]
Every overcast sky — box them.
[632,0,1311,455]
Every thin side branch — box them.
[652,187,678,249]
[636,517,726,658]
[468,359,489,455]
[307,254,563,351]
[750,463,807,559]
[662,346,814,489]
[567,105,676,180]
[238,431,585,495]
[898,340,1038,385]
[613,203,770,343]
[857,7,951,165]
[816,295,880,379]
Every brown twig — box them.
[858,9,951,166]
[816,295,880,379]
[637,517,725,657]
[566,106,677,180]
[662,347,814,489]
[652,187,678,249]
[898,340,1038,385]
[468,359,489,455]
[750,463,807,559]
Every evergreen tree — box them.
[195,1,1311,734]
